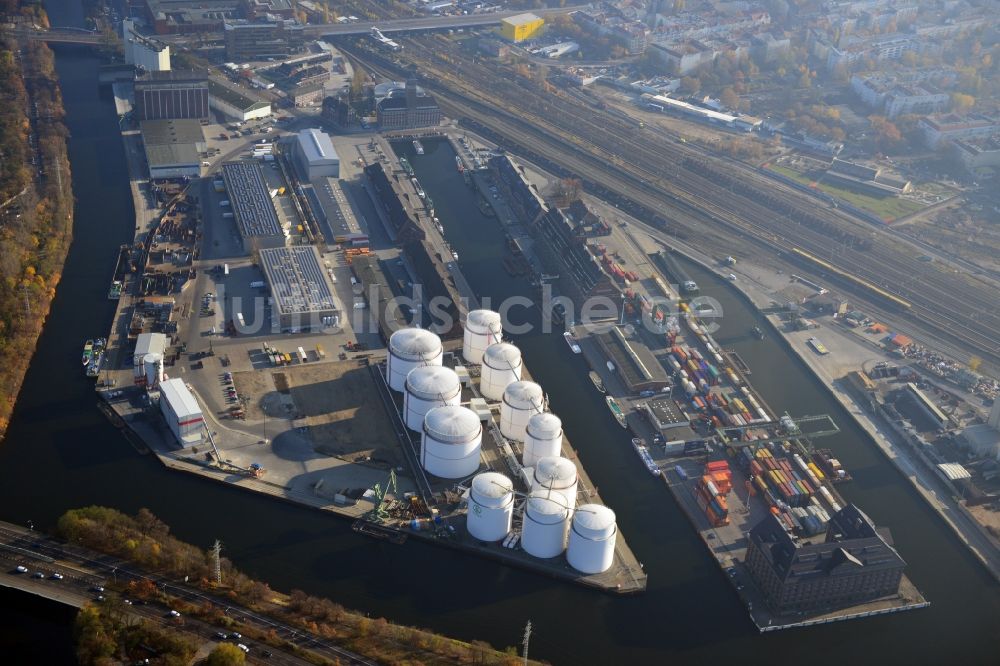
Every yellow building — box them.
[499,13,544,42]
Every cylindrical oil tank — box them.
[143,353,163,387]
[567,504,617,574]
[521,490,570,559]
[530,456,579,510]
[463,309,503,365]
[404,366,461,431]
[499,381,545,442]
[387,328,443,392]
[421,405,482,479]
[466,472,514,542]
[523,412,563,467]
[479,342,522,400]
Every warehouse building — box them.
[144,0,239,35]
[221,161,286,251]
[134,70,209,122]
[207,80,272,122]
[596,326,672,393]
[140,119,206,179]
[499,13,544,42]
[122,19,171,71]
[376,78,441,129]
[259,246,339,332]
[291,128,340,180]
[158,378,205,446]
[745,504,906,615]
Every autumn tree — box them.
[951,92,975,112]
[679,76,700,94]
[206,643,247,665]
[720,87,739,111]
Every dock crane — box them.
[714,413,840,450]
[370,468,399,523]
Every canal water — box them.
[1,1,996,657]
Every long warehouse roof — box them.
[159,377,202,419]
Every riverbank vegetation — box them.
[59,507,538,665]
[0,9,74,440]
[75,601,199,665]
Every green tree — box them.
[205,643,247,665]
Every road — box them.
[0,521,376,665]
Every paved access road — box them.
[0,521,375,665]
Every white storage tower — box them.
[499,381,545,442]
[567,504,618,574]
[466,472,515,542]
[403,365,461,431]
[463,309,503,365]
[523,412,563,467]
[479,342,522,400]
[530,456,579,510]
[421,405,483,479]
[521,490,571,559]
[143,353,164,387]
[386,328,443,392]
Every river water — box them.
[2,1,997,659]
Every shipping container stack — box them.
[693,461,731,527]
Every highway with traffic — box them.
[0,521,375,665]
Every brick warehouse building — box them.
[745,504,906,615]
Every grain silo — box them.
[143,353,164,387]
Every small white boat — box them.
[563,331,581,354]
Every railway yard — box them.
[339,37,1000,374]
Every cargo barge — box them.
[589,371,606,393]
[606,396,627,428]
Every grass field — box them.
[768,165,924,221]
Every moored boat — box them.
[456,155,464,172]
[412,139,424,154]
[589,371,606,393]
[82,340,94,366]
[606,396,627,428]
[563,331,581,354]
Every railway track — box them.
[342,41,1000,366]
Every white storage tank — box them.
[143,353,163,387]
[421,405,483,479]
[463,309,503,365]
[499,381,545,442]
[387,328,443,392]
[521,490,570,559]
[479,342,522,400]
[403,366,461,431]
[466,472,514,542]
[523,412,563,467]
[567,504,617,574]
[530,456,579,510]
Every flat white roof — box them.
[134,332,167,359]
[504,13,541,26]
[937,463,971,481]
[297,128,339,165]
[159,378,202,420]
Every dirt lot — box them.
[233,360,403,468]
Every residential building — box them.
[574,7,649,54]
[224,18,304,61]
[750,33,790,63]
[851,75,950,118]
[289,81,326,107]
[134,69,210,121]
[745,504,906,615]
[649,40,718,75]
[920,113,1000,149]
[952,134,1000,174]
